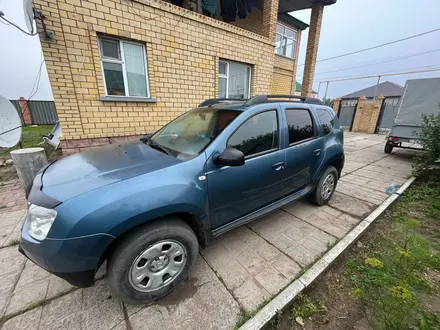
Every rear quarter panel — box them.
[312,106,344,181]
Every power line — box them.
[0,15,37,36]
[316,67,440,83]
[318,63,440,82]
[298,27,440,67]
[28,58,45,101]
[309,49,440,77]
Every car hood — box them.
[42,141,181,201]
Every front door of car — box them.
[280,107,325,196]
[206,110,286,230]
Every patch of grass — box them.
[0,125,52,158]
[1,125,52,153]
[292,294,327,321]
[234,297,273,329]
[7,239,20,246]
[20,125,53,149]
[345,181,440,330]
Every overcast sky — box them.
[292,0,440,98]
[0,0,439,101]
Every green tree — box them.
[322,98,333,107]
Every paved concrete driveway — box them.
[0,132,416,329]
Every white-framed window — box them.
[98,36,150,97]
[218,60,252,99]
[275,23,298,59]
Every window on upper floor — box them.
[275,23,298,59]
[98,36,150,98]
[218,60,251,99]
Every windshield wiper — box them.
[148,140,172,156]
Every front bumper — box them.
[18,244,96,287]
[19,216,114,288]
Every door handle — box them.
[314,149,322,156]
[272,162,285,170]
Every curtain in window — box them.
[123,43,148,97]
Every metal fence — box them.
[376,97,401,134]
[10,100,58,125]
[338,99,357,131]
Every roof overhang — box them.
[278,14,309,30]
[278,0,337,14]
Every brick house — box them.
[34,0,336,151]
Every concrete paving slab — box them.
[39,290,83,330]
[2,307,43,330]
[82,280,124,330]
[234,279,271,312]
[6,278,49,315]
[129,258,240,330]
[249,210,336,267]
[46,275,75,299]
[328,192,376,218]
[16,261,51,288]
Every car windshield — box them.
[148,108,241,158]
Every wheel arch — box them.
[97,211,209,270]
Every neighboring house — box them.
[340,81,403,105]
[336,81,404,133]
[294,82,318,98]
[33,0,336,151]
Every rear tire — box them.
[384,142,393,154]
[307,166,338,206]
[107,218,199,304]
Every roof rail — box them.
[198,98,247,107]
[244,95,323,106]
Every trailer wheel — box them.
[384,142,393,154]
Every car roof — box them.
[198,95,324,111]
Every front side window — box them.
[275,24,298,59]
[317,109,334,135]
[286,109,314,144]
[150,108,240,157]
[218,60,251,99]
[228,111,278,157]
[99,37,150,97]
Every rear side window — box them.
[317,109,334,135]
[228,111,278,157]
[285,109,314,144]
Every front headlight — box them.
[27,204,57,241]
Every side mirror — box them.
[213,147,245,167]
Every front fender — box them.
[50,182,208,239]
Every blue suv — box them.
[19,95,344,304]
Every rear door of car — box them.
[280,105,325,196]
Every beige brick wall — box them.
[270,24,301,95]
[34,0,280,146]
[301,2,323,97]
[351,96,384,133]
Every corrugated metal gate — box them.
[338,99,357,130]
[376,97,400,134]
[29,101,58,124]
[9,100,58,125]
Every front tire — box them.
[107,218,199,304]
[308,166,338,206]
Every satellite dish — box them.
[23,0,35,34]
[0,95,23,148]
